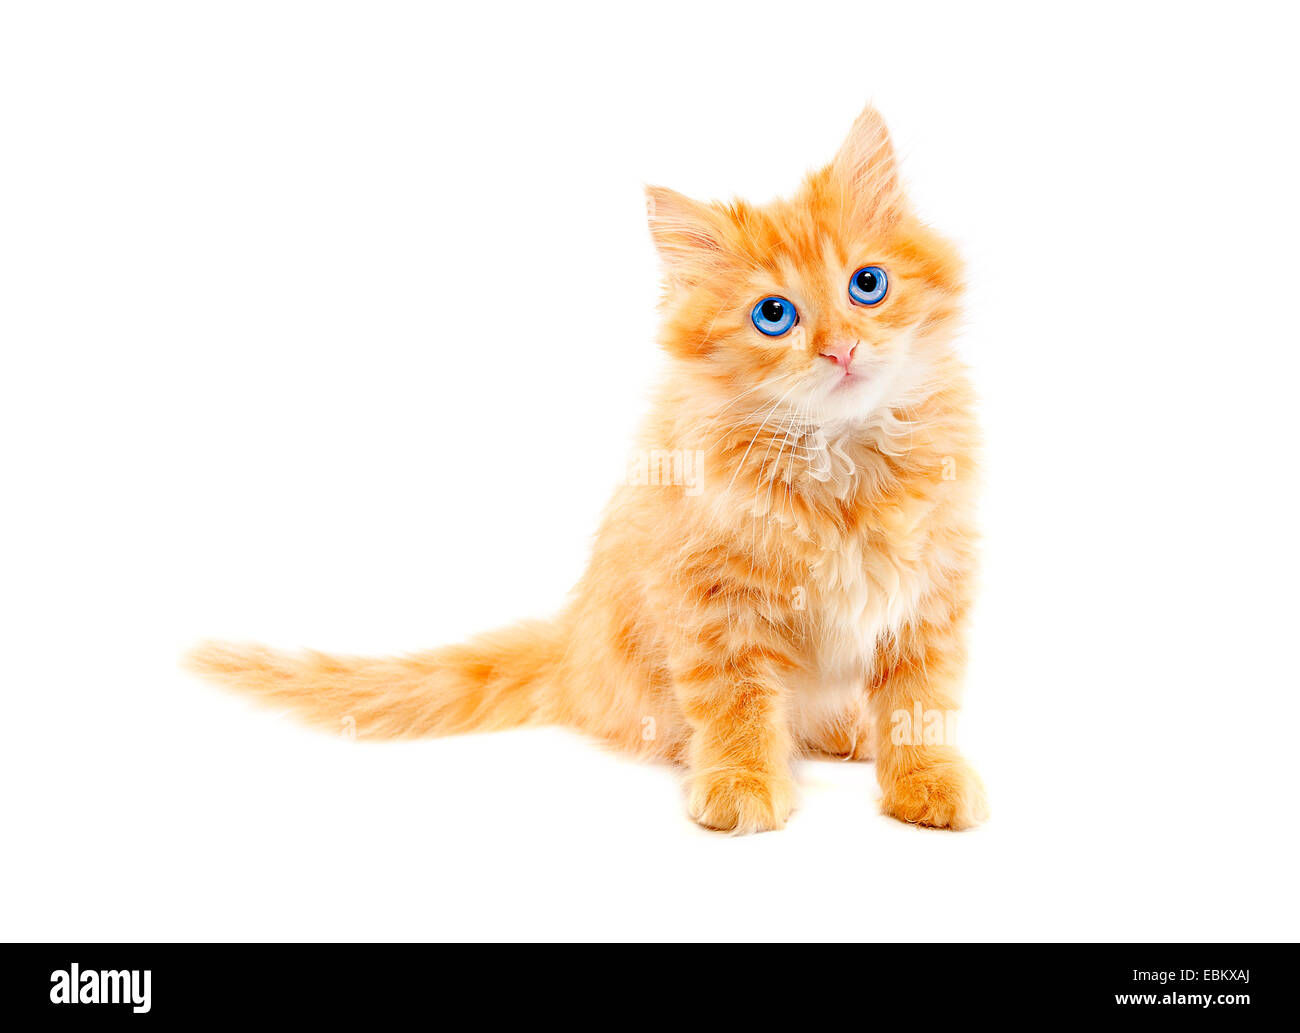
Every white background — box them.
[2,1,1298,942]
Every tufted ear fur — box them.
[644,184,729,289]
[830,105,906,224]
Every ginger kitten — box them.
[190,105,987,834]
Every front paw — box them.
[880,758,988,830]
[688,769,795,834]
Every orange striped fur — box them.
[189,106,987,834]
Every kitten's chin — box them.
[807,340,930,425]
[808,369,899,424]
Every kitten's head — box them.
[647,106,962,424]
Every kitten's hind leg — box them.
[803,697,876,761]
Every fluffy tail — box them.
[186,619,566,740]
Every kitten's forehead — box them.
[769,233,848,299]
[732,192,870,285]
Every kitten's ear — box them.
[645,185,727,288]
[831,105,905,221]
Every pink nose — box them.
[819,342,857,368]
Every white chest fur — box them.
[785,530,933,742]
[811,531,933,679]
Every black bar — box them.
[1,943,1281,1023]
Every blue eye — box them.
[751,296,798,336]
[848,266,888,306]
